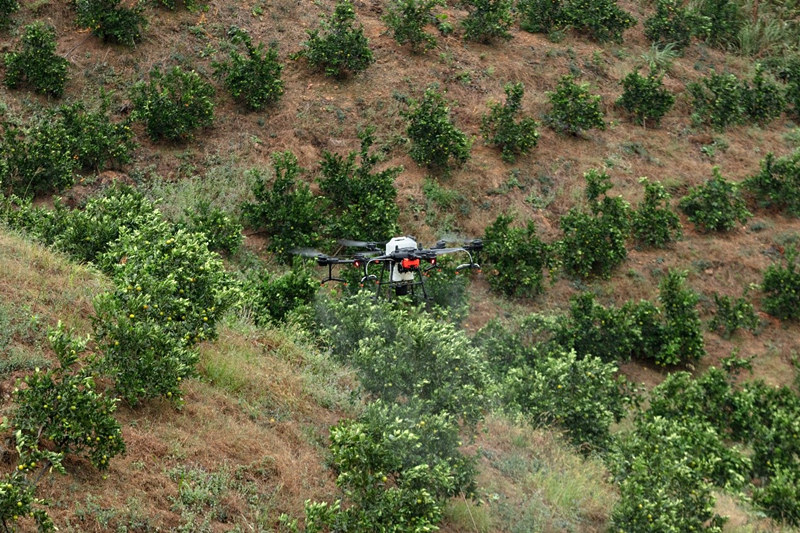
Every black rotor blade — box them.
[429,247,466,255]
[338,238,382,250]
[290,247,326,258]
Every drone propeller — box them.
[290,247,327,258]
[338,238,382,251]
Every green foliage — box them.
[679,167,751,232]
[694,0,742,48]
[482,213,551,297]
[762,246,800,320]
[383,0,444,53]
[609,417,728,533]
[616,69,675,127]
[3,22,69,97]
[57,101,136,171]
[299,0,374,78]
[156,0,198,10]
[461,0,514,43]
[643,0,708,50]
[480,82,539,162]
[179,200,242,256]
[658,269,705,366]
[559,0,635,43]
[9,325,125,471]
[754,469,800,526]
[560,169,630,278]
[709,292,759,338]
[242,152,322,262]
[213,27,284,111]
[75,0,146,46]
[501,349,627,450]
[632,177,682,248]
[688,71,745,130]
[518,0,562,34]
[545,75,605,135]
[302,401,475,532]
[130,65,215,142]
[318,127,401,242]
[246,260,318,324]
[743,64,786,124]
[744,150,800,216]
[0,472,54,532]
[405,86,471,171]
[0,0,18,28]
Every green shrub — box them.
[616,69,675,127]
[179,200,242,256]
[754,469,800,526]
[501,349,628,450]
[75,0,146,46]
[632,177,682,247]
[0,472,54,532]
[744,150,800,216]
[301,400,475,532]
[560,0,635,43]
[461,0,514,43]
[762,246,800,320]
[57,101,136,171]
[246,260,318,324]
[709,292,759,338]
[560,169,630,278]
[0,0,18,28]
[688,71,746,130]
[480,82,539,162]
[694,0,742,48]
[318,126,401,242]
[9,325,125,471]
[213,27,283,111]
[545,75,605,135]
[743,64,786,124]
[3,22,69,97]
[383,0,444,53]
[658,269,705,365]
[405,86,471,171]
[482,213,551,297]
[299,0,373,78]
[679,167,751,232]
[518,0,562,34]
[643,0,708,50]
[130,65,215,142]
[242,152,323,262]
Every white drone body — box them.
[385,236,419,283]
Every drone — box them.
[293,236,482,299]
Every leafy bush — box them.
[560,169,630,278]
[709,292,759,338]
[57,101,136,171]
[744,150,800,215]
[688,71,746,130]
[243,152,323,262]
[246,260,318,324]
[679,167,751,232]
[483,213,551,297]
[560,0,635,43]
[179,200,242,256]
[643,0,708,50]
[8,325,125,471]
[3,22,69,97]
[383,0,444,53]
[518,0,562,34]
[762,246,800,320]
[213,27,284,111]
[616,69,675,127]
[130,65,215,142]
[694,0,742,48]
[75,0,146,46]
[0,0,18,28]
[743,64,786,124]
[545,75,605,135]
[501,349,627,450]
[754,469,800,526]
[480,82,539,162]
[461,0,514,43]
[0,472,54,532]
[657,269,705,365]
[318,127,401,242]
[632,177,682,247]
[301,400,475,532]
[298,0,373,78]
[405,86,471,171]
